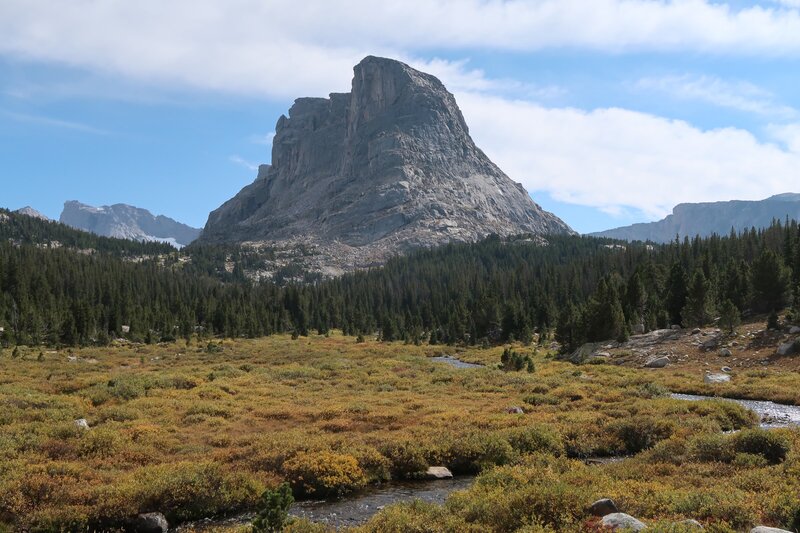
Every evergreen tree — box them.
[719,299,741,334]
[665,262,688,326]
[751,248,792,312]
[682,269,714,327]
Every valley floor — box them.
[2,322,800,532]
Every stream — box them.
[671,393,800,428]
[172,476,476,531]
[431,355,484,369]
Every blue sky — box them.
[2,1,800,234]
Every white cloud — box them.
[228,155,259,171]
[3,1,800,99]
[249,132,276,147]
[636,74,796,118]
[455,92,800,220]
[1,109,108,134]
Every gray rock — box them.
[506,406,524,414]
[721,366,732,373]
[61,201,200,248]
[677,519,704,529]
[601,513,647,531]
[130,512,168,533]
[633,324,646,334]
[670,324,682,330]
[423,466,453,479]
[644,356,670,368]
[750,527,793,533]
[790,326,800,334]
[701,337,720,350]
[692,328,702,335]
[589,498,618,516]
[776,342,798,356]
[199,56,573,274]
[719,348,732,356]
[704,373,731,384]
[74,418,90,430]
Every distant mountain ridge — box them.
[60,201,201,247]
[200,56,572,275]
[591,194,800,243]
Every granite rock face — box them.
[591,193,800,243]
[60,201,201,248]
[201,56,572,273]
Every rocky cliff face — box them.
[591,194,800,243]
[201,56,571,274]
[60,201,201,247]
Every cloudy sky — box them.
[2,0,800,233]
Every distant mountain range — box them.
[591,193,800,243]
[59,201,201,248]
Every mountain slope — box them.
[591,194,800,243]
[200,56,572,274]
[60,201,201,247]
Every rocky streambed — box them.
[172,476,475,531]
[671,393,800,428]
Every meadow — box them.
[1,331,799,532]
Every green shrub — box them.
[609,415,675,454]
[689,433,734,463]
[381,441,429,478]
[505,426,563,457]
[731,429,789,465]
[523,394,560,406]
[252,482,293,533]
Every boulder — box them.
[74,418,90,430]
[670,324,682,330]
[704,373,731,384]
[506,406,524,414]
[601,513,647,531]
[678,519,704,529]
[719,348,732,357]
[701,337,720,350]
[589,498,618,516]
[423,466,453,479]
[776,342,798,356]
[644,356,670,369]
[789,326,800,334]
[721,367,732,373]
[633,323,646,334]
[130,512,168,533]
[692,328,702,335]
[750,527,792,533]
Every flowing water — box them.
[431,355,484,369]
[173,476,476,531]
[671,393,800,428]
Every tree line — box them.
[1,208,798,348]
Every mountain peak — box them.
[14,206,50,221]
[201,56,572,274]
[60,201,201,247]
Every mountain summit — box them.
[200,56,572,274]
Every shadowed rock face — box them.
[60,201,201,247]
[591,193,800,243]
[201,56,572,272]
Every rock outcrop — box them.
[200,56,572,274]
[591,193,800,243]
[60,201,201,248]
